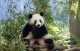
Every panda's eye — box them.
[40,20,42,23]
[34,20,37,24]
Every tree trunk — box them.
[69,0,79,42]
[76,0,80,38]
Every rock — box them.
[64,47,80,51]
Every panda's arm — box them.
[41,25,48,34]
[22,24,31,38]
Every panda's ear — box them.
[40,12,44,16]
[28,14,32,19]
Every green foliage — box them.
[0,14,26,51]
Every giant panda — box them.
[22,12,54,51]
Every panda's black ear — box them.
[28,14,32,19]
[40,12,44,16]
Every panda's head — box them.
[28,12,44,28]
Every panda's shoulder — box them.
[22,23,32,38]
[23,23,32,31]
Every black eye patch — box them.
[34,20,37,24]
[40,20,42,23]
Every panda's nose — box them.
[37,24,40,27]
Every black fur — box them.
[22,23,48,39]
[22,23,32,38]
[28,14,32,19]
[32,25,48,38]
[45,38,54,50]
[40,12,44,16]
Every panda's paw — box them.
[48,49,54,51]
[44,38,54,50]
[47,44,54,50]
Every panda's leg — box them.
[43,34,54,50]
[38,38,45,46]
[30,39,36,51]
[30,39,35,47]
[38,39,47,51]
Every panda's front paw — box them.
[47,44,54,50]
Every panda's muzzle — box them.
[37,24,40,27]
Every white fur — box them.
[29,14,44,27]
[30,39,36,46]
[38,38,45,46]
